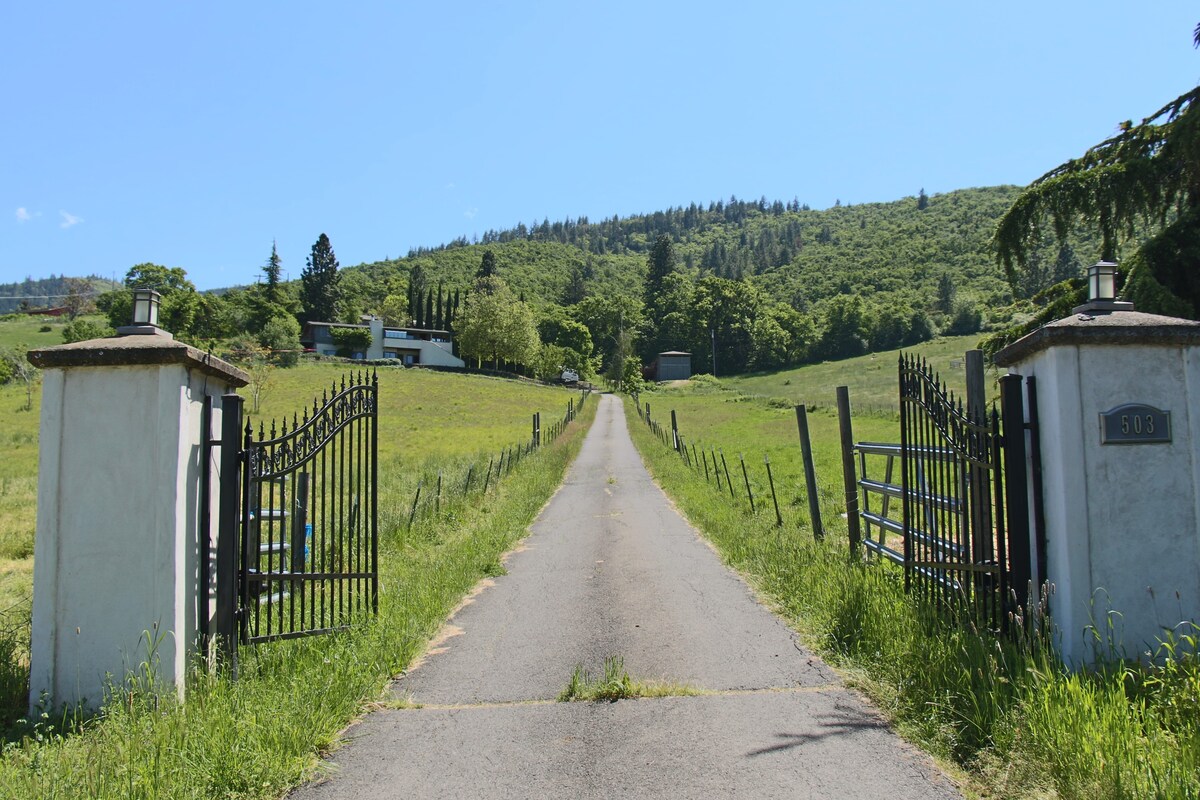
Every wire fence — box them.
[632,398,849,539]
[403,388,592,528]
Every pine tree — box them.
[643,234,676,311]
[263,240,282,304]
[936,272,956,314]
[476,250,498,285]
[917,188,929,211]
[425,290,434,330]
[434,282,444,330]
[562,263,587,305]
[299,233,340,323]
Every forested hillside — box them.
[356,186,1098,314]
[7,185,1106,381]
[336,186,1100,377]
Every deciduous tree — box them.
[457,276,538,370]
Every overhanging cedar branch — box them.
[994,85,1200,283]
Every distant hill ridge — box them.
[352,185,1098,314]
[0,276,118,314]
[12,185,1098,322]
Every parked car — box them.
[561,369,579,384]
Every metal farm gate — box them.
[895,355,1041,629]
[207,371,378,669]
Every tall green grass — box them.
[0,392,595,798]
[627,392,1200,800]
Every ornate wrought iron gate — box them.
[211,371,378,667]
[897,355,1040,629]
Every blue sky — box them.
[3,2,1198,290]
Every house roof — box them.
[304,321,451,335]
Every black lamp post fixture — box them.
[1074,260,1133,314]
[117,287,172,338]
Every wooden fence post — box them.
[836,386,861,556]
[795,405,824,539]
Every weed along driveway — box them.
[293,394,960,799]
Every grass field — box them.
[0,352,597,798]
[0,361,582,612]
[0,314,77,352]
[721,333,994,412]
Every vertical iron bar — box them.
[899,357,913,594]
[199,396,213,642]
[991,410,1007,629]
[1026,376,1047,601]
[215,393,242,672]
[239,422,255,644]
[372,375,379,617]
[1000,373,1031,615]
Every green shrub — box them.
[61,319,113,344]
[329,327,372,357]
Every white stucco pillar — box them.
[996,310,1200,667]
[367,317,384,360]
[27,332,247,710]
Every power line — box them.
[0,292,102,300]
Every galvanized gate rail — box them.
[855,441,965,574]
[840,356,1042,632]
[209,371,378,670]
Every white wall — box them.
[30,363,235,709]
[1016,343,1200,665]
[411,339,464,368]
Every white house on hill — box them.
[301,318,466,368]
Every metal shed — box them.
[656,351,692,381]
